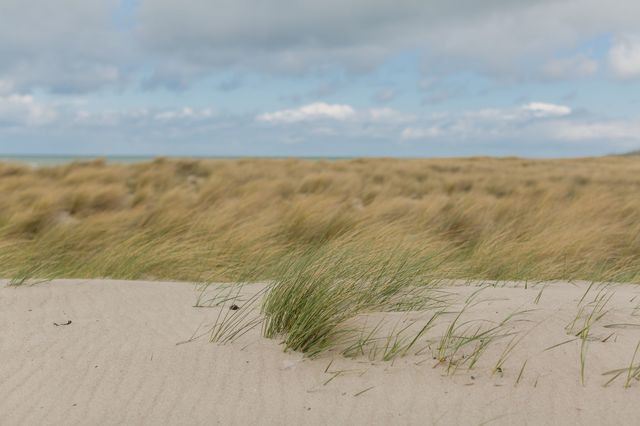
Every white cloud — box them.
[521,102,572,118]
[367,108,415,124]
[549,120,640,141]
[400,102,574,142]
[543,54,598,79]
[257,104,415,125]
[72,107,219,128]
[460,102,572,122]
[609,35,640,79]
[154,107,214,120]
[0,94,57,127]
[74,109,150,127]
[464,108,519,121]
[401,126,442,140]
[256,102,355,123]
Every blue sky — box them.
[1,0,640,157]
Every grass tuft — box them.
[261,243,439,356]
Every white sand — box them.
[2,279,640,425]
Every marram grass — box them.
[261,243,440,356]
[2,156,640,283]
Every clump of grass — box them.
[565,284,614,386]
[566,284,613,337]
[261,243,439,357]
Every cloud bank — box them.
[2,0,640,93]
[1,0,639,156]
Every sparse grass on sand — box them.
[2,156,640,283]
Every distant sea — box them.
[0,155,350,167]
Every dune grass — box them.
[261,243,440,356]
[2,156,640,284]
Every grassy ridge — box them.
[1,156,640,283]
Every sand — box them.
[2,279,640,425]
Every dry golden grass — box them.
[1,156,640,283]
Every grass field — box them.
[1,156,640,284]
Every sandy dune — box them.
[3,279,640,425]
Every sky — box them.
[1,0,640,158]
